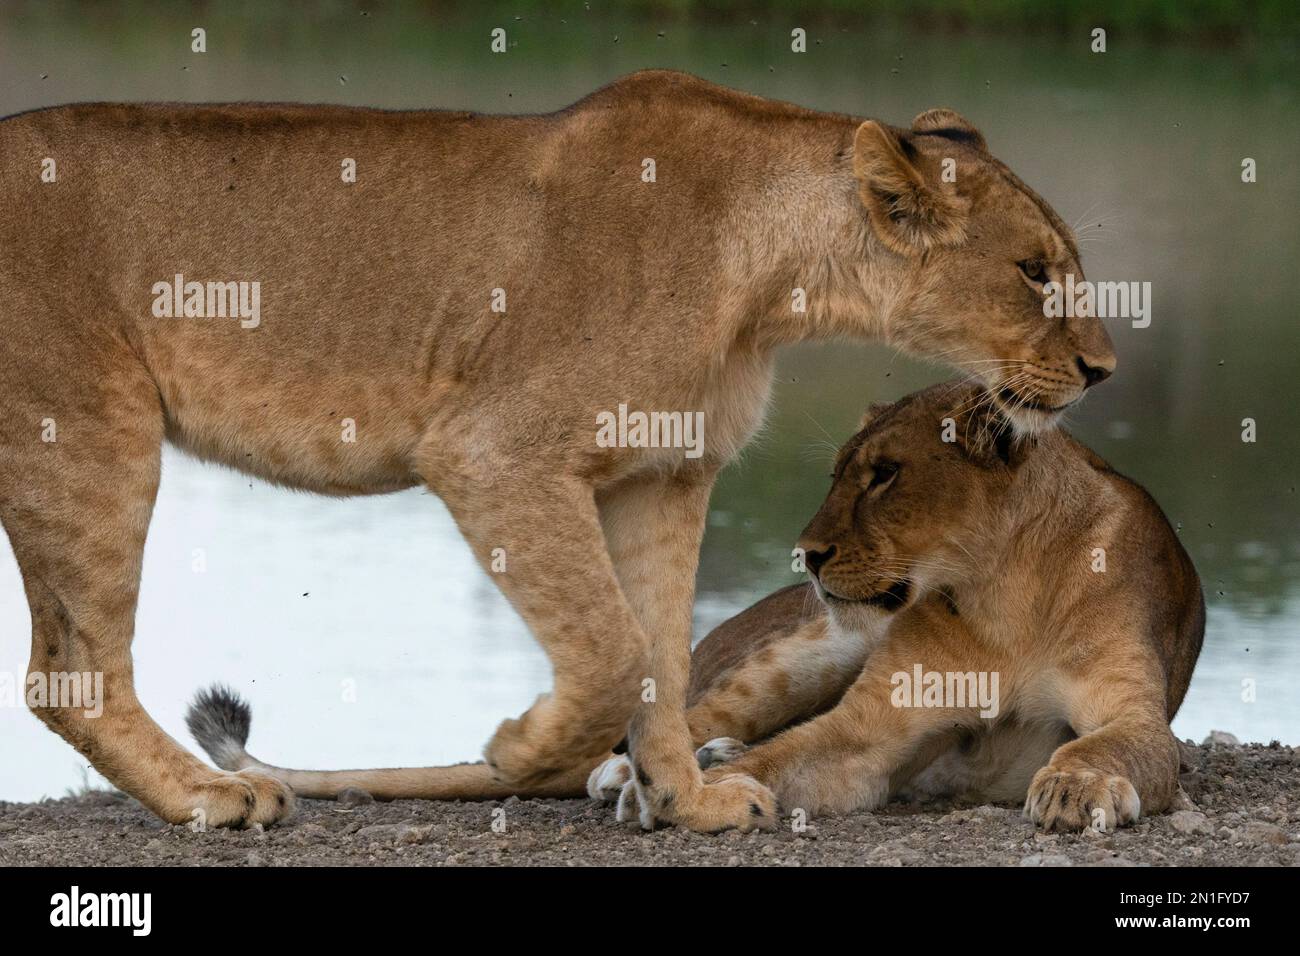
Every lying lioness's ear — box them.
[953,406,1030,470]
[852,120,969,255]
[910,108,987,152]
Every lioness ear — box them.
[954,410,1030,470]
[852,120,969,255]
[857,401,892,431]
[910,108,987,152]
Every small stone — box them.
[1020,853,1072,867]
[1169,810,1212,835]
[336,787,374,808]
[1202,730,1241,747]
[355,823,405,842]
[941,805,1012,824]
[397,824,435,845]
[1238,821,1287,846]
[868,842,923,865]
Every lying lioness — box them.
[591,380,1204,831]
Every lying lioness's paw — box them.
[586,755,632,803]
[695,737,749,769]
[1024,766,1140,832]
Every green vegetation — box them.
[444,0,1298,45]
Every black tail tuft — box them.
[186,684,253,770]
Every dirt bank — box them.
[2,740,1296,866]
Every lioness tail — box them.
[184,682,594,801]
[186,684,256,771]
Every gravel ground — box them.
[2,739,1297,866]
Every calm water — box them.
[1,4,1297,801]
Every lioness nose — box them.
[1076,355,1113,389]
[803,544,836,576]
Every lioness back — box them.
[0,72,847,495]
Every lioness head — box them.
[798,381,1027,629]
[850,111,1115,434]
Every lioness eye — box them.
[1018,258,1049,285]
[868,462,899,490]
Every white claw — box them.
[615,779,639,824]
[695,736,749,769]
[587,755,632,802]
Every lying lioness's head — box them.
[850,111,1115,433]
[798,381,1026,628]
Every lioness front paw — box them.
[180,769,294,829]
[586,755,632,803]
[1024,766,1140,832]
[695,737,749,769]
[641,772,778,833]
[598,752,778,832]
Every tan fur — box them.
[685,584,881,744]
[0,71,1112,830]
[676,381,1203,831]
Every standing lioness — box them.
[0,70,1112,831]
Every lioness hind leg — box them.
[0,340,291,827]
[685,590,869,746]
